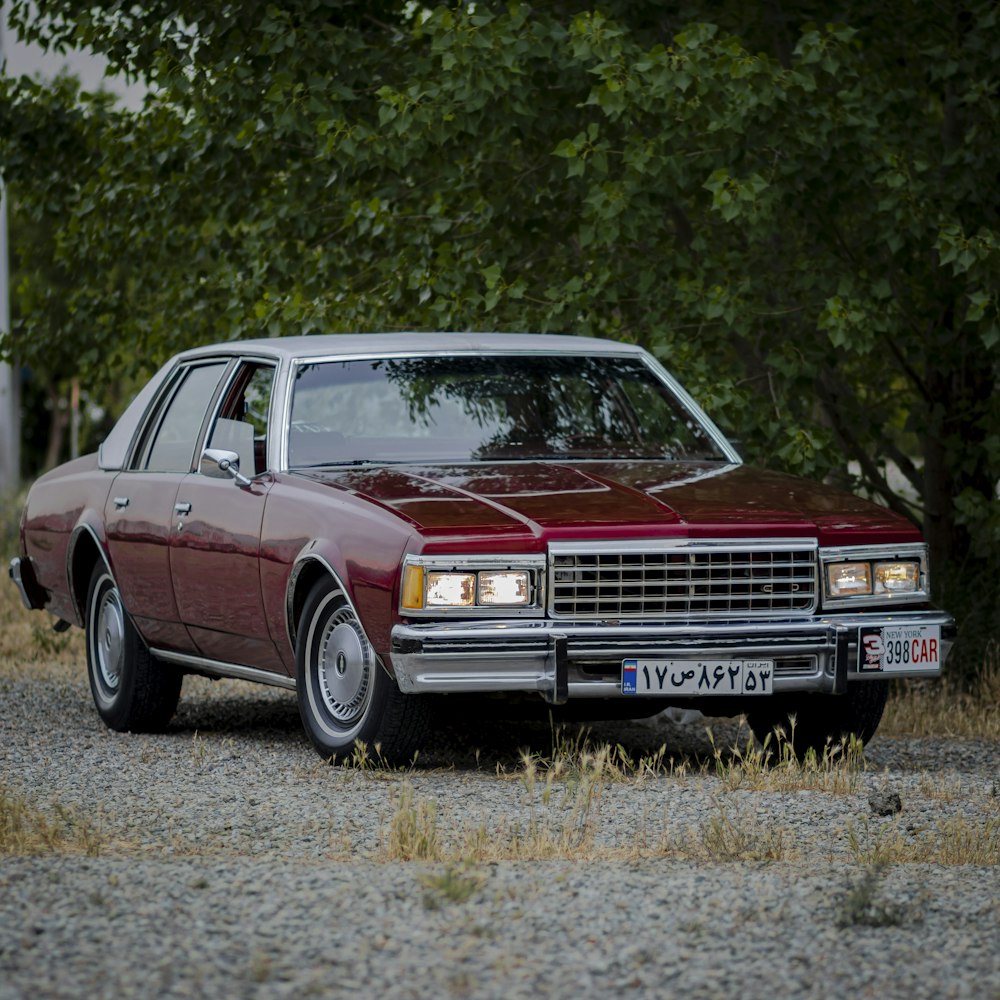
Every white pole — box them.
[0,12,21,492]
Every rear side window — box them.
[140,363,228,472]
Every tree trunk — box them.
[43,384,66,471]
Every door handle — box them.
[174,501,192,515]
[113,496,130,510]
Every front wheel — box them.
[296,580,429,762]
[85,563,181,732]
[746,681,889,758]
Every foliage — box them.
[3,1,1000,666]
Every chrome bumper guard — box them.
[8,557,45,611]
[389,611,955,703]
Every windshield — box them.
[287,353,726,468]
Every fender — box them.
[65,517,115,627]
[284,543,396,679]
[284,538,353,650]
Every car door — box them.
[168,361,285,673]
[105,360,231,651]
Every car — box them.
[9,332,954,760]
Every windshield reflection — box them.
[288,354,724,467]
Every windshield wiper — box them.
[292,459,410,469]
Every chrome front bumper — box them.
[389,610,955,702]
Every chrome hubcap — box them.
[96,587,124,692]
[317,608,372,724]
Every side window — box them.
[141,363,229,473]
[207,363,276,476]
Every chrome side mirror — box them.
[201,448,252,486]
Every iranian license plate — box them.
[858,624,941,672]
[622,659,773,696]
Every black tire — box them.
[296,579,430,763]
[85,563,182,732]
[746,681,889,758]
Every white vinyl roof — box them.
[175,331,646,362]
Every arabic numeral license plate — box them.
[621,659,774,696]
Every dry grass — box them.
[709,728,867,794]
[669,800,791,862]
[374,772,998,866]
[371,725,1000,865]
[378,744,616,862]
[881,647,1000,740]
[0,784,108,857]
[845,814,1000,865]
[0,576,84,680]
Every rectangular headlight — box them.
[826,562,872,597]
[400,556,544,614]
[426,571,476,607]
[820,544,928,607]
[874,561,919,595]
[478,570,530,605]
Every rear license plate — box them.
[858,624,941,672]
[622,659,773,696]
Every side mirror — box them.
[201,448,252,486]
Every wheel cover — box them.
[95,586,124,693]
[317,607,373,726]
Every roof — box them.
[176,331,647,362]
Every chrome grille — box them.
[549,543,817,618]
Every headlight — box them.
[426,572,476,607]
[821,546,927,606]
[874,561,920,595]
[478,571,530,605]
[826,562,872,597]
[400,558,542,614]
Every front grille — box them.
[549,543,817,619]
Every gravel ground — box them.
[1,663,998,999]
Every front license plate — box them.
[622,659,773,696]
[858,624,941,672]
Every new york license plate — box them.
[622,659,773,696]
[858,624,941,672]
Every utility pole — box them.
[0,13,20,492]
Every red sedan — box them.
[9,334,954,759]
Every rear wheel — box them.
[296,579,430,763]
[746,681,889,758]
[85,563,182,732]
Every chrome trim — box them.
[124,357,235,472]
[550,537,818,555]
[284,551,384,662]
[399,553,547,618]
[819,543,929,609]
[9,557,40,610]
[389,610,954,698]
[151,648,297,690]
[547,537,819,620]
[66,522,114,625]
[199,355,278,475]
[641,353,741,464]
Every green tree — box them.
[3,1,999,651]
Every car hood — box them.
[300,461,919,547]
